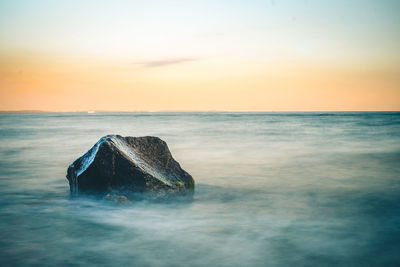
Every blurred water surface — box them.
[0,112,399,266]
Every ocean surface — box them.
[0,112,399,266]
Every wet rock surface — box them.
[66,135,194,200]
[104,193,131,205]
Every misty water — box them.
[0,112,399,266]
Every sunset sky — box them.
[1,0,399,111]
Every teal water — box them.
[0,112,400,266]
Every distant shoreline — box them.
[1,110,399,114]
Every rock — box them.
[104,193,131,205]
[66,135,194,200]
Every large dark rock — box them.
[66,135,194,200]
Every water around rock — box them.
[66,135,194,200]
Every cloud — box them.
[141,58,198,68]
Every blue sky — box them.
[1,0,399,63]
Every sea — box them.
[0,112,399,266]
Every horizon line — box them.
[1,110,399,114]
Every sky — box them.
[0,0,399,111]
